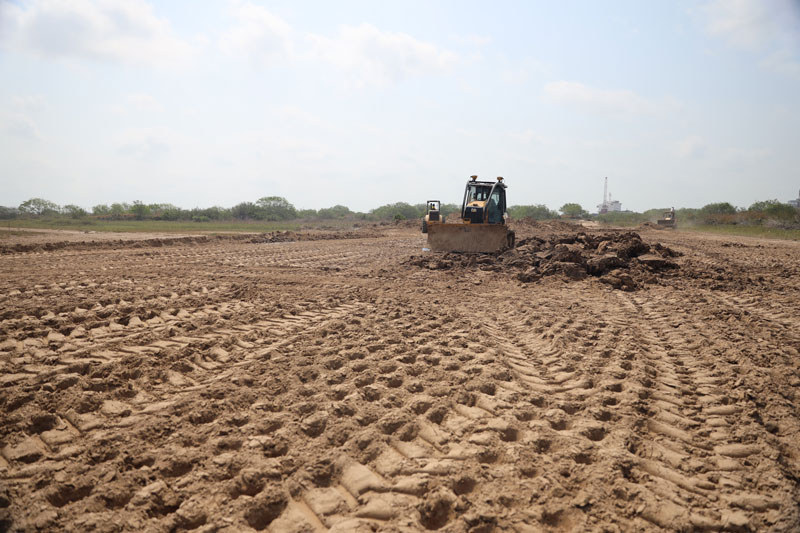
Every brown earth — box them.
[1,223,799,532]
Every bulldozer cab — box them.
[461,179,507,224]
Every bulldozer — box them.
[423,175,515,253]
[657,207,676,229]
[421,200,443,234]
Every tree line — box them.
[597,201,800,228]
[0,197,567,222]
[1,197,797,227]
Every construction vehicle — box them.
[424,175,515,253]
[657,207,676,229]
[421,201,443,234]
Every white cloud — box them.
[543,81,679,116]
[217,5,457,86]
[116,128,175,161]
[703,0,776,49]
[675,135,707,159]
[2,95,45,140]
[762,46,800,78]
[271,105,328,129]
[307,23,457,87]
[3,112,43,140]
[126,93,162,112]
[219,2,293,64]
[451,34,491,47]
[701,0,800,78]
[0,0,192,67]
[722,146,771,164]
[508,129,546,145]
[13,95,46,113]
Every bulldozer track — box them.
[611,290,796,530]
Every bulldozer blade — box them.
[427,223,511,253]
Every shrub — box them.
[509,204,558,220]
[559,203,588,218]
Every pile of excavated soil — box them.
[408,231,682,290]
[0,229,384,255]
[247,229,383,244]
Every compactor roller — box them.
[423,175,515,253]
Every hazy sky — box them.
[1,0,799,213]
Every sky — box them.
[1,0,799,213]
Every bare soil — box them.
[1,223,799,532]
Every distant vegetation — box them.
[0,197,551,224]
[597,200,800,230]
[508,204,559,220]
[1,197,798,234]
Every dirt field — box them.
[1,223,799,532]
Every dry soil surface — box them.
[1,223,799,532]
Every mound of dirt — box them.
[0,235,215,254]
[248,229,383,244]
[407,231,682,291]
[0,229,384,254]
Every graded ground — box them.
[1,223,798,532]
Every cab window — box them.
[469,186,490,202]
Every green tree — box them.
[92,204,110,215]
[559,203,587,218]
[508,204,558,220]
[746,199,796,221]
[160,206,184,221]
[748,199,780,212]
[203,206,229,220]
[232,202,258,220]
[699,202,736,215]
[317,205,352,219]
[18,198,60,216]
[370,202,423,221]
[698,202,736,224]
[765,203,797,220]
[62,205,87,219]
[109,203,130,219]
[0,206,19,219]
[131,200,150,220]
[256,196,297,220]
[597,211,648,226]
[439,203,460,218]
[297,209,318,219]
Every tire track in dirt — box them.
[264,299,544,531]
[1,295,375,530]
[479,290,642,530]
[614,290,795,531]
[1,239,389,530]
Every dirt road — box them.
[1,224,798,531]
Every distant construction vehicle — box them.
[657,207,676,229]
[424,175,515,253]
[421,200,443,234]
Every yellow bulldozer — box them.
[657,207,676,229]
[423,175,515,253]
